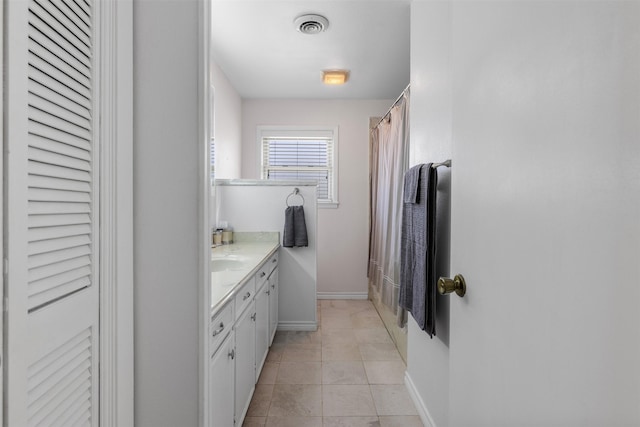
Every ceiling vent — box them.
[294,14,329,35]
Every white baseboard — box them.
[405,371,437,427]
[317,292,368,300]
[277,321,318,331]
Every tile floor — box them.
[243,299,423,427]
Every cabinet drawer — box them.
[235,276,256,318]
[266,252,278,276]
[255,265,269,289]
[210,302,233,355]
[256,252,279,289]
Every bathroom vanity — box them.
[209,181,319,426]
[215,180,318,330]
[209,234,279,426]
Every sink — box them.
[212,253,244,261]
[211,259,246,272]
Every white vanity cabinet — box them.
[233,278,256,425]
[208,302,235,427]
[209,246,280,426]
[209,333,235,427]
[260,252,279,346]
[254,280,270,382]
[254,252,276,382]
[268,267,279,344]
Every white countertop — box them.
[211,240,280,314]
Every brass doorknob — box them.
[437,274,466,297]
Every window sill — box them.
[319,202,339,209]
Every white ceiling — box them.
[211,1,410,99]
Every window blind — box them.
[210,139,215,184]
[262,137,334,201]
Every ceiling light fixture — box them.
[322,70,350,85]
[295,14,329,35]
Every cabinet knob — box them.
[266,290,270,295]
[260,272,266,278]
[271,284,275,289]
[228,349,235,360]
[251,313,256,321]
[243,292,251,301]
[272,259,277,263]
[212,322,225,337]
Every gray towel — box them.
[398,163,438,337]
[403,164,422,203]
[283,205,308,248]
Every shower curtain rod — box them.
[371,83,410,131]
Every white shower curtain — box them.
[368,90,409,317]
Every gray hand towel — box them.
[283,205,308,248]
[398,163,438,337]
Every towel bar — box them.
[431,159,451,169]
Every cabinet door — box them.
[269,268,279,345]
[209,334,234,427]
[255,283,270,382]
[234,304,255,425]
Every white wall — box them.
[216,181,318,329]
[408,2,640,426]
[241,99,393,297]
[133,1,202,425]
[211,60,242,179]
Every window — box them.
[210,138,216,185]
[210,85,216,185]
[259,126,339,207]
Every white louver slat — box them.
[27,328,93,427]
[28,159,92,181]
[28,175,92,193]
[28,244,91,269]
[28,256,91,284]
[29,201,91,217]
[28,212,91,227]
[29,272,92,310]
[28,235,92,257]
[28,223,91,241]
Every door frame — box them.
[98,1,134,426]
[0,0,4,422]
[198,0,212,425]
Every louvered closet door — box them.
[4,0,100,425]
